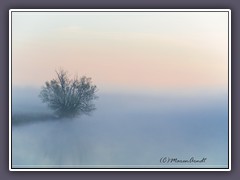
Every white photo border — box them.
[9,9,231,171]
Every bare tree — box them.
[39,69,98,118]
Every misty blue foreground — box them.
[12,88,228,168]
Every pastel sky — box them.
[12,11,229,93]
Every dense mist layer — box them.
[12,87,228,168]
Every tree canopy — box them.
[39,69,98,118]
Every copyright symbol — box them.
[160,157,168,163]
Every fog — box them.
[12,87,228,168]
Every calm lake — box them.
[12,88,228,168]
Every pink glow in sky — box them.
[12,11,228,92]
